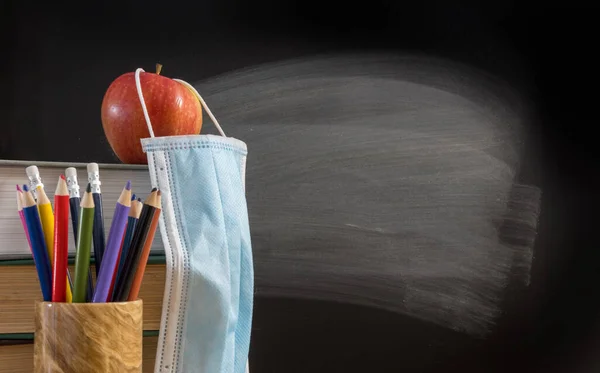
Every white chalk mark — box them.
[195,54,541,336]
[345,224,385,233]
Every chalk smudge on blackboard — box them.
[195,54,542,336]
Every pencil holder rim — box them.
[36,299,143,307]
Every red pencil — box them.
[52,176,70,302]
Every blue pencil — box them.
[87,163,106,278]
[21,186,52,301]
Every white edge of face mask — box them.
[148,149,188,373]
[141,134,248,153]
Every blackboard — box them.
[2,2,599,372]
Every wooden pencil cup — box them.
[33,300,143,373]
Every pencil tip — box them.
[60,174,66,180]
[16,184,21,192]
[86,183,91,193]
[151,187,157,192]
[157,190,161,196]
[125,180,131,190]
[23,184,29,192]
[137,198,142,202]
[131,194,136,200]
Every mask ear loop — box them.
[134,68,227,138]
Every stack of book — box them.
[0,161,166,372]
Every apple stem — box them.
[156,63,163,75]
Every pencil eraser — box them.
[87,163,99,173]
[25,165,39,177]
[65,167,77,177]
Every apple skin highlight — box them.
[101,71,203,164]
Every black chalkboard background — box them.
[2,2,599,373]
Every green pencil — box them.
[73,184,95,303]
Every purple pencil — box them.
[92,181,132,302]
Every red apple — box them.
[101,65,202,164]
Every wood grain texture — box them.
[0,264,164,333]
[0,336,158,373]
[34,300,143,373]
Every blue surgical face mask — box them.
[135,69,253,373]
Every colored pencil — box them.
[73,184,95,303]
[93,181,132,302]
[16,185,33,256]
[38,184,73,302]
[109,195,135,295]
[116,197,143,288]
[112,189,159,302]
[52,176,70,302]
[66,167,94,302]
[88,163,106,277]
[35,186,54,264]
[65,168,81,244]
[22,186,52,301]
[128,191,161,301]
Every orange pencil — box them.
[128,191,161,301]
[52,176,70,302]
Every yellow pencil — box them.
[37,186,73,302]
